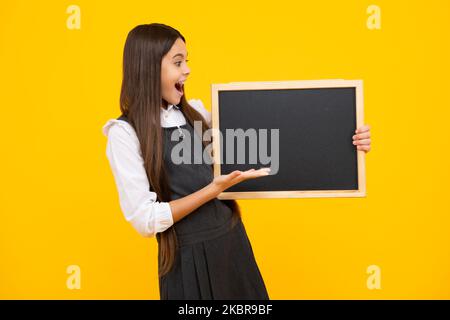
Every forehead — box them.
[167,38,187,58]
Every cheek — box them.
[161,78,170,92]
[161,79,173,97]
[161,68,177,89]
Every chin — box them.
[173,97,182,105]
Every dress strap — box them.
[117,114,129,123]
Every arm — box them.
[169,183,220,223]
[170,167,271,223]
[105,120,270,237]
[105,122,173,238]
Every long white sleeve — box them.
[103,120,173,238]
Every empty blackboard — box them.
[210,80,366,199]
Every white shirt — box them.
[102,99,212,238]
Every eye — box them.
[175,60,189,67]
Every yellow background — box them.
[1,0,449,299]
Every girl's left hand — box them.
[352,124,371,153]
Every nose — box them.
[184,64,190,76]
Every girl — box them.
[102,23,371,300]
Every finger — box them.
[357,145,371,152]
[243,168,268,175]
[243,168,270,179]
[353,138,371,145]
[240,169,255,179]
[352,132,370,140]
[229,170,242,179]
[249,168,270,175]
[230,173,246,184]
[355,124,370,133]
[231,168,270,184]
[251,169,270,177]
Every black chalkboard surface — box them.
[210,80,366,199]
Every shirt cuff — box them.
[153,202,174,233]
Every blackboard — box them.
[210,80,366,199]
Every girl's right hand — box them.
[211,168,271,194]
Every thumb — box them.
[230,170,241,177]
[228,170,242,180]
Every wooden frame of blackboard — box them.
[210,79,366,199]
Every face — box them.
[161,37,190,108]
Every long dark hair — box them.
[119,23,241,278]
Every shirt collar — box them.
[161,104,181,113]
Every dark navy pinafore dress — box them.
[117,113,269,300]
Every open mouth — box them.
[174,82,184,95]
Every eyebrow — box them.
[172,52,188,59]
